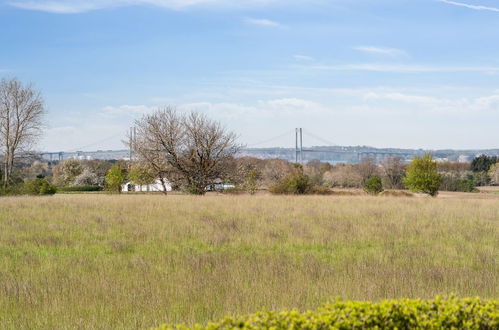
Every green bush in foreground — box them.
[157,297,498,330]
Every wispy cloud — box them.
[353,46,407,57]
[293,54,314,61]
[308,63,499,74]
[8,0,113,13]
[244,18,282,27]
[438,0,499,12]
[102,104,153,117]
[7,0,284,14]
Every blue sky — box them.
[1,0,499,151]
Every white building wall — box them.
[122,178,172,192]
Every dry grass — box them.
[0,194,498,329]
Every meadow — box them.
[0,194,497,329]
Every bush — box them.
[58,185,103,192]
[0,184,23,196]
[364,175,384,195]
[23,177,57,195]
[309,185,332,195]
[157,297,498,330]
[269,164,313,195]
[457,178,476,192]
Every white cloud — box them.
[180,98,326,118]
[307,63,499,74]
[265,98,328,115]
[8,0,115,13]
[43,88,499,151]
[7,0,285,13]
[293,54,314,61]
[438,0,499,12]
[102,104,154,117]
[244,18,282,27]
[353,46,407,57]
[361,90,499,115]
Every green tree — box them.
[128,164,155,192]
[471,155,497,172]
[404,154,441,197]
[105,164,127,193]
[364,175,384,195]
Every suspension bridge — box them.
[38,128,483,164]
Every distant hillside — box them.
[40,146,499,164]
[240,146,499,164]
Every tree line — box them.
[1,78,499,196]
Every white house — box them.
[122,178,172,193]
[122,177,235,193]
[207,178,236,191]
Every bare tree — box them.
[323,164,363,188]
[355,157,378,185]
[0,78,45,187]
[132,107,240,195]
[381,156,406,189]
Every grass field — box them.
[0,194,498,329]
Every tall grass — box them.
[0,195,497,329]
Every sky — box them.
[1,0,499,151]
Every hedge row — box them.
[57,185,103,192]
[157,297,498,329]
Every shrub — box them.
[457,178,476,192]
[309,185,332,195]
[157,297,498,330]
[0,184,23,196]
[269,164,313,195]
[364,175,384,195]
[23,177,57,195]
